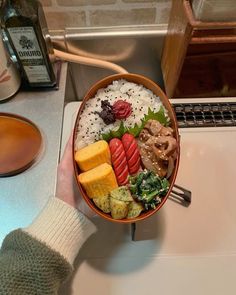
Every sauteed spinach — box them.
[129,170,169,210]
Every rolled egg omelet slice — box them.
[75,140,111,171]
[78,163,118,199]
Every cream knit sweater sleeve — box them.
[24,197,97,265]
[0,197,96,295]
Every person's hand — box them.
[56,134,75,207]
[56,133,95,218]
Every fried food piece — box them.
[110,186,133,202]
[127,201,144,219]
[93,195,111,213]
[110,198,129,219]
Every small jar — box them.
[0,32,21,102]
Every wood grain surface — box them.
[0,113,42,176]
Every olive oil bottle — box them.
[0,0,56,88]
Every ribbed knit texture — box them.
[0,229,72,295]
[0,198,97,294]
[24,197,97,265]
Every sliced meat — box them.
[153,136,177,157]
[144,120,163,136]
[144,119,174,137]
[139,146,168,178]
[166,156,175,179]
[139,128,151,142]
[138,119,177,179]
[160,126,174,137]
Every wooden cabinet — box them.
[161,0,236,98]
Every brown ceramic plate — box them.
[0,113,42,177]
[73,73,180,223]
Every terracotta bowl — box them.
[73,73,180,223]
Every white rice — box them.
[75,79,167,150]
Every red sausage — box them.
[121,133,140,175]
[109,138,129,185]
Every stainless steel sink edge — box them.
[55,25,167,102]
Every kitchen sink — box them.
[56,26,167,102]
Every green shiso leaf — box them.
[101,132,112,142]
[110,121,127,138]
[101,121,127,141]
[143,106,169,126]
[101,106,169,141]
[126,123,141,137]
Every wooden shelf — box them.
[161,0,236,98]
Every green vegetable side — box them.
[129,170,169,210]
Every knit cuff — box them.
[23,197,96,265]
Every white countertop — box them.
[0,62,68,245]
[59,101,236,295]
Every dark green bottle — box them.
[0,0,56,88]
